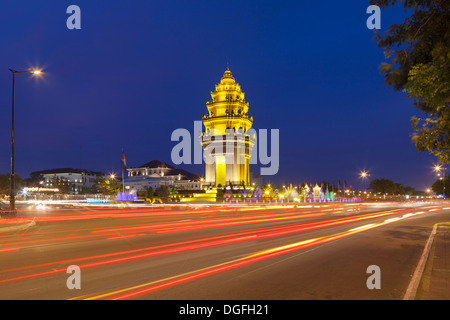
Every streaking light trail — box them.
[0,203,445,300]
[76,207,436,300]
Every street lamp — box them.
[434,164,446,199]
[360,170,369,193]
[8,68,42,214]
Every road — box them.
[0,201,449,300]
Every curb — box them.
[0,218,36,235]
[403,223,438,300]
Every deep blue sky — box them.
[0,0,439,190]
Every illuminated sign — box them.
[23,187,60,193]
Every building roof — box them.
[132,160,203,181]
[138,160,174,169]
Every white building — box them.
[31,168,104,194]
[125,160,203,192]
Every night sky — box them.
[0,0,439,191]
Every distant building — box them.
[31,168,104,194]
[125,160,203,192]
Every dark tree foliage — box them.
[431,176,450,197]
[371,0,450,163]
[369,178,418,195]
[0,174,23,195]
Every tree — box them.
[369,178,417,195]
[371,0,450,163]
[137,186,155,199]
[369,178,397,194]
[431,177,450,198]
[92,177,119,195]
[145,186,154,199]
[0,174,24,195]
[155,186,170,199]
[402,185,416,196]
[152,186,178,202]
[25,173,43,188]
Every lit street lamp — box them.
[8,68,42,214]
[434,164,446,198]
[360,170,369,193]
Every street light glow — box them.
[359,170,370,193]
[432,163,446,198]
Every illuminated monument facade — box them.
[201,69,255,187]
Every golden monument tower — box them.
[201,69,255,188]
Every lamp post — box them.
[109,173,117,194]
[434,164,446,199]
[360,170,369,192]
[8,68,41,214]
[444,167,447,199]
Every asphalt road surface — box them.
[0,201,449,300]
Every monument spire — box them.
[201,69,255,188]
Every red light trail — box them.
[0,203,444,300]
